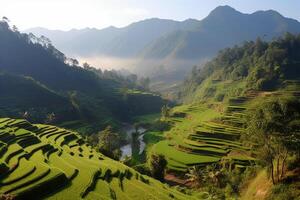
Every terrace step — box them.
[0,159,36,186]
[0,162,51,194]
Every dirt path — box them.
[164,173,194,187]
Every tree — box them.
[83,62,91,70]
[67,58,79,66]
[131,131,140,157]
[161,105,170,120]
[205,164,223,187]
[2,16,9,22]
[246,97,300,184]
[39,35,52,47]
[12,25,18,32]
[98,126,122,160]
[45,112,56,124]
[148,154,167,181]
[186,166,205,188]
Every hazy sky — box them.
[0,0,299,30]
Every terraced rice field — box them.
[0,118,194,199]
[152,80,300,172]
[151,96,256,172]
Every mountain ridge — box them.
[25,6,300,82]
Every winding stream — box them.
[120,125,146,160]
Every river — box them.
[120,125,147,160]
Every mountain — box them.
[26,18,199,57]
[142,6,300,60]
[137,6,300,76]
[26,6,300,83]
[0,20,165,132]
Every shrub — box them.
[268,184,298,200]
[148,154,167,182]
[103,169,112,182]
[133,164,151,176]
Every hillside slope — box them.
[0,118,194,199]
[180,33,300,103]
[149,33,300,171]
[0,73,78,123]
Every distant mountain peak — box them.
[253,9,284,18]
[208,5,241,17]
[183,18,199,23]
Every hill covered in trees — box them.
[180,33,300,103]
[0,19,165,133]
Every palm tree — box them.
[186,166,205,187]
[206,164,223,187]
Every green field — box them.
[0,118,195,199]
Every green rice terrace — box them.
[151,98,255,172]
[151,80,300,173]
[0,118,194,200]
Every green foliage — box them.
[245,97,300,184]
[268,183,300,200]
[181,34,300,102]
[132,164,151,176]
[186,166,206,187]
[148,154,167,181]
[161,105,171,119]
[97,126,122,160]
